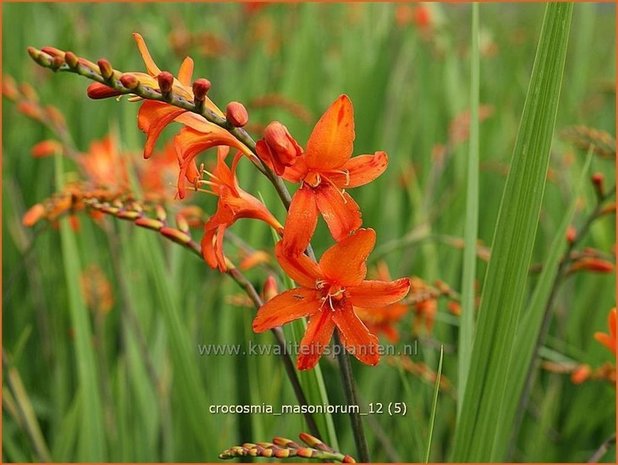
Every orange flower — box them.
[201,147,283,271]
[594,307,616,356]
[78,135,128,190]
[274,95,388,254]
[355,262,409,343]
[253,229,410,370]
[170,110,253,199]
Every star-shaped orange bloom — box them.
[594,307,616,356]
[276,95,389,254]
[355,262,409,343]
[253,229,410,370]
[201,147,283,271]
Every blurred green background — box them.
[2,2,615,462]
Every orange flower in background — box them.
[138,141,180,201]
[201,147,283,272]
[271,95,388,254]
[409,276,438,333]
[253,229,410,370]
[594,307,616,356]
[355,262,409,343]
[78,135,129,190]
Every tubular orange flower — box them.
[200,147,283,272]
[594,307,616,356]
[355,262,409,343]
[253,229,410,370]
[275,95,389,254]
[171,110,254,198]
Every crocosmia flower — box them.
[274,95,389,254]
[253,228,410,370]
[201,147,283,272]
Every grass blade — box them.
[457,2,480,415]
[424,345,444,463]
[451,3,573,461]
[495,150,593,458]
[54,153,107,460]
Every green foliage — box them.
[2,3,615,462]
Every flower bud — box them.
[51,56,64,70]
[97,59,114,80]
[157,71,174,98]
[87,82,121,100]
[262,275,279,302]
[64,51,79,68]
[119,73,139,90]
[566,225,576,244]
[2,75,19,101]
[226,101,249,127]
[192,78,211,102]
[570,364,591,384]
[31,139,62,157]
[40,46,64,59]
[23,203,46,227]
[592,172,605,196]
[255,121,303,175]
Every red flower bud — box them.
[570,364,591,384]
[566,225,576,244]
[255,121,303,175]
[97,59,114,80]
[87,82,121,100]
[192,78,211,102]
[226,101,249,127]
[157,71,174,97]
[64,51,79,68]
[31,139,62,157]
[120,73,139,90]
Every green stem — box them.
[334,333,369,463]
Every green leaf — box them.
[457,2,480,415]
[425,345,444,463]
[451,3,573,461]
[54,153,107,460]
[494,149,593,458]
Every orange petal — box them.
[177,56,194,87]
[305,95,355,170]
[281,156,309,184]
[332,301,380,366]
[594,332,616,355]
[138,101,186,158]
[202,222,227,271]
[348,278,411,308]
[327,151,389,189]
[297,311,336,370]
[319,228,375,287]
[315,184,362,243]
[253,288,321,333]
[275,241,322,289]
[281,185,319,255]
[133,32,161,76]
